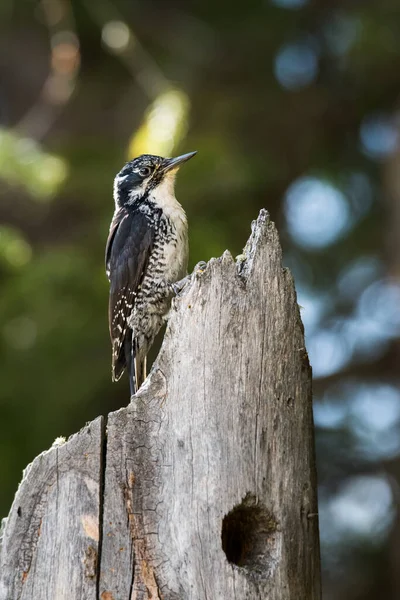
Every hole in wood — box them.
[221,493,278,579]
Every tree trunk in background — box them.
[0,211,321,600]
[383,147,400,600]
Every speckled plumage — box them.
[106,152,194,394]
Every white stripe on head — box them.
[113,174,128,207]
[128,183,146,205]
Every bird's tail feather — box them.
[134,354,147,393]
[114,334,147,397]
[122,332,136,396]
[112,360,126,383]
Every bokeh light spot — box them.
[316,380,400,461]
[270,0,308,8]
[360,114,398,160]
[307,329,352,378]
[329,476,394,540]
[338,256,382,301]
[284,177,350,249]
[0,128,68,200]
[348,384,400,459]
[0,227,32,268]
[128,89,190,158]
[51,31,80,75]
[102,21,131,53]
[313,400,347,429]
[320,475,395,555]
[296,287,330,334]
[323,13,360,56]
[344,171,374,219]
[274,41,318,90]
[357,279,400,338]
[352,384,400,429]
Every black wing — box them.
[106,209,155,381]
[105,207,127,280]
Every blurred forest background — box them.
[1,0,400,598]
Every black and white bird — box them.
[105,151,196,395]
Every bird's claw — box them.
[193,260,207,273]
[171,276,190,295]
[171,261,207,296]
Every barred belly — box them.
[128,218,188,352]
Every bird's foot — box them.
[170,276,191,295]
[170,261,207,296]
[193,260,207,273]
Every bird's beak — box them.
[160,151,197,173]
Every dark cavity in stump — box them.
[221,493,279,580]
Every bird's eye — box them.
[139,167,151,177]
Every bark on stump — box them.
[0,210,321,600]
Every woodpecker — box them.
[106,151,196,395]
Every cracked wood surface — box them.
[0,211,321,600]
[0,417,104,600]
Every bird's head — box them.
[113,151,197,208]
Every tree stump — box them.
[0,210,321,600]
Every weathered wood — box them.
[1,210,321,600]
[99,210,321,599]
[0,417,104,600]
